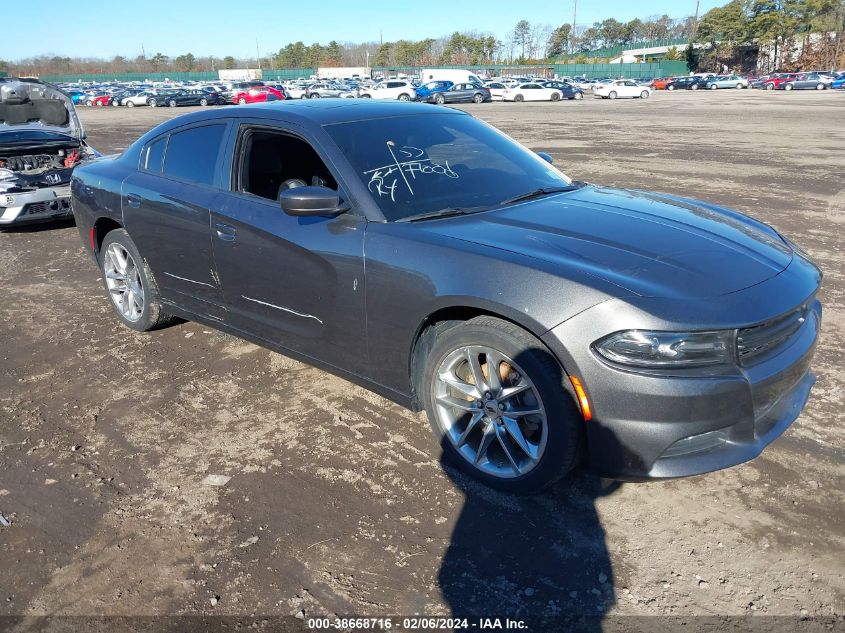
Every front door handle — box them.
[215,223,237,242]
[126,195,141,208]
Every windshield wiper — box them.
[396,206,492,223]
[500,185,579,206]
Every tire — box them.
[608,91,617,99]
[420,316,582,494]
[238,97,247,105]
[434,94,446,105]
[640,90,650,99]
[398,93,411,101]
[765,83,775,90]
[127,100,135,107]
[200,98,208,106]
[168,100,177,107]
[149,99,157,107]
[310,93,321,98]
[473,93,484,103]
[691,84,699,90]
[550,92,560,101]
[573,92,583,100]
[96,101,103,106]
[360,94,371,98]
[667,84,675,91]
[816,83,825,90]
[514,94,524,102]
[736,83,744,89]
[112,100,120,106]
[710,84,718,90]
[99,229,174,333]
[785,83,794,91]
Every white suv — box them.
[359,81,417,101]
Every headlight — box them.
[593,330,735,368]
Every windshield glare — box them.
[323,113,571,221]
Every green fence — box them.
[560,38,689,60]
[40,60,688,84]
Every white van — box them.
[419,69,484,86]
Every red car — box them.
[88,94,113,106]
[760,73,799,90]
[231,86,285,105]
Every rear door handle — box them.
[215,222,237,242]
[126,195,141,208]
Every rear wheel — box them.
[200,98,208,106]
[99,229,174,333]
[398,93,411,101]
[766,82,775,90]
[238,97,247,104]
[816,83,825,90]
[310,93,321,98]
[168,99,177,107]
[434,93,446,105]
[710,84,718,90]
[421,317,582,494]
[473,93,485,103]
[573,92,583,100]
[736,83,744,89]
[514,94,525,102]
[691,83,699,90]
[667,84,675,91]
[360,94,371,98]
[96,101,104,106]
[127,100,135,107]
[785,83,794,91]
[149,99,157,107]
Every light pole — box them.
[572,0,577,54]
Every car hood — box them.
[0,80,83,140]
[423,186,794,299]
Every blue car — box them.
[415,80,453,100]
[831,73,845,89]
[66,90,86,104]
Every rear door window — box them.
[162,124,227,187]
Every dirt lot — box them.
[1,90,843,629]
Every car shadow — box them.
[0,217,76,233]
[437,345,622,631]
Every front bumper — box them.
[541,260,822,480]
[0,185,73,225]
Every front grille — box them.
[24,202,48,215]
[737,304,809,364]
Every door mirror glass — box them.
[536,151,554,165]
[280,186,346,217]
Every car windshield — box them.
[324,112,573,222]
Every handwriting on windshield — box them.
[364,143,459,202]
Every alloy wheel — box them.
[103,243,144,322]
[432,346,548,478]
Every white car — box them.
[593,80,652,100]
[284,84,308,99]
[122,91,157,107]
[502,82,565,102]
[358,80,417,101]
[484,82,509,101]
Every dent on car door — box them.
[122,122,229,317]
[210,124,367,368]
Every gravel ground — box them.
[0,89,843,630]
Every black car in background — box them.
[425,82,491,104]
[665,76,706,90]
[163,89,222,107]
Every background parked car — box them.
[163,89,222,107]
[484,81,509,101]
[415,80,453,101]
[665,76,698,90]
[358,80,417,101]
[541,81,584,100]
[306,82,356,99]
[593,80,652,99]
[232,86,284,104]
[704,75,749,89]
[760,73,799,90]
[777,72,829,90]
[425,82,491,104]
[88,94,113,106]
[651,77,673,90]
[503,82,566,102]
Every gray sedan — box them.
[705,75,749,89]
[69,101,821,493]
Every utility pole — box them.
[256,39,262,70]
[692,0,700,38]
[571,0,577,54]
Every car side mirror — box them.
[280,186,347,217]
[536,151,554,165]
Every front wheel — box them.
[310,93,321,98]
[691,84,699,90]
[398,93,411,101]
[434,94,446,105]
[514,94,525,102]
[785,83,794,91]
[238,97,247,104]
[550,92,560,101]
[127,101,135,107]
[99,229,173,333]
[640,90,650,99]
[421,317,582,494]
[200,98,208,106]
[149,99,157,107]
[766,83,775,90]
[168,100,177,107]
[573,92,583,100]
[473,93,484,103]
[816,83,825,90]
[667,84,675,91]
[710,84,718,90]
[360,94,371,98]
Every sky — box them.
[7,1,724,61]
